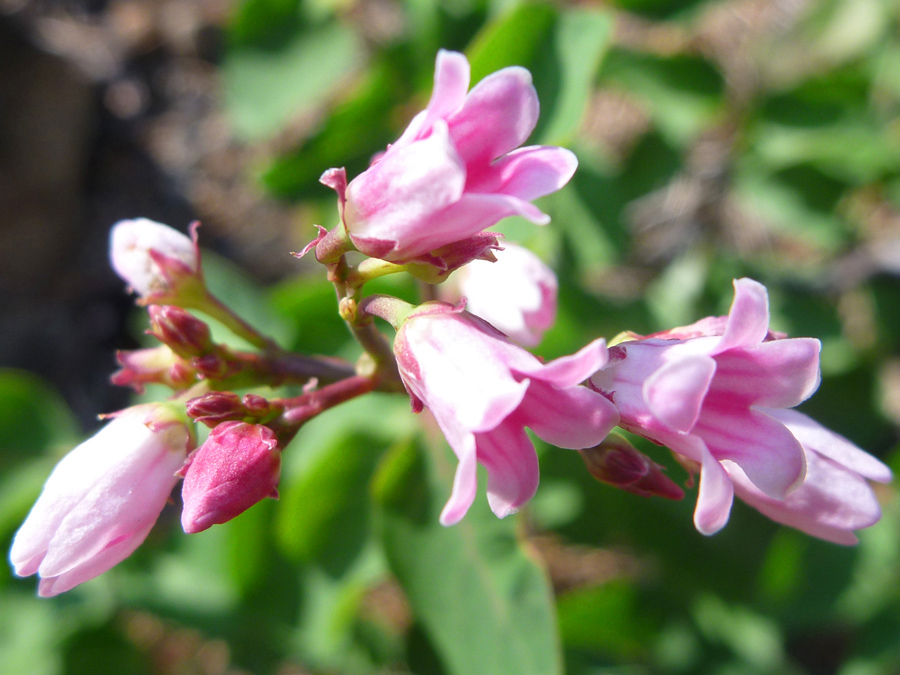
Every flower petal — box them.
[518,380,619,449]
[517,338,610,388]
[708,338,821,408]
[765,408,892,483]
[667,434,735,535]
[438,423,479,526]
[466,146,578,200]
[476,420,539,518]
[345,121,466,246]
[728,450,882,545]
[693,406,806,500]
[715,278,770,353]
[448,66,539,166]
[644,353,716,433]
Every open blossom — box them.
[180,421,281,534]
[110,218,200,299]
[440,242,557,347]
[322,50,577,265]
[393,302,618,525]
[590,278,891,542]
[9,404,194,596]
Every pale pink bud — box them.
[591,278,891,542]
[9,404,194,597]
[441,243,557,346]
[322,50,577,265]
[392,303,618,525]
[111,346,196,392]
[109,218,200,299]
[180,422,281,534]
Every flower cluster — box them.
[10,50,891,597]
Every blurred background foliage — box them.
[1,0,900,672]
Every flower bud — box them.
[109,218,201,302]
[180,422,281,533]
[186,392,245,427]
[111,346,196,392]
[148,306,212,357]
[9,403,195,596]
[579,435,684,500]
[440,242,557,346]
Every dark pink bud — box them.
[191,353,236,380]
[186,392,244,427]
[148,306,212,357]
[181,422,281,533]
[579,436,684,501]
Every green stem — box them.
[345,258,408,289]
[189,290,277,352]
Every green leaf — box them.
[532,8,613,145]
[262,55,409,199]
[379,437,562,675]
[466,2,557,82]
[0,369,79,467]
[276,430,389,569]
[600,49,725,146]
[224,21,362,140]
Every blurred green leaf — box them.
[379,436,562,675]
[532,8,613,145]
[225,7,363,140]
[262,55,410,199]
[600,50,725,146]
[466,2,557,82]
[0,370,79,468]
[558,582,656,659]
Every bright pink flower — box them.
[109,218,200,300]
[393,303,618,525]
[180,422,281,534]
[590,278,891,541]
[441,242,558,347]
[323,50,577,264]
[9,404,194,597]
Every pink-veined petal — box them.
[517,380,619,449]
[517,338,610,388]
[692,406,806,500]
[708,338,821,408]
[668,434,735,535]
[765,408,892,483]
[728,450,882,545]
[345,121,466,244]
[644,354,716,433]
[715,278,770,353]
[466,146,578,200]
[448,66,539,166]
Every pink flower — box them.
[109,218,200,300]
[9,404,194,597]
[180,422,281,534]
[323,50,577,265]
[441,242,558,347]
[590,278,891,542]
[393,303,618,525]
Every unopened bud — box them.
[181,422,281,533]
[186,392,244,427]
[112,346,196,392]
[109,218,202,302]
[191,353,236,380]
[579,435,684,500]
[148,306,212,357]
